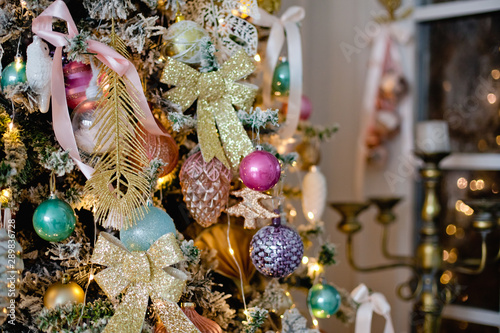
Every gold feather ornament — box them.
[84,24,150,229]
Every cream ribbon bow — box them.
[351,283,395,333]
[252,6,305,140]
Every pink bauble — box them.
[282,95,313,121]
[239,150,281,191]
[300,95,313,120]
[139,120,179,177]
[63,61,92,109]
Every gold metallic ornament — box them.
[257,0,281,14]
[90,232,200,333]
[175,11,186,22]
[195,223,255,286]
[161,20,210,66]
[43,274,85,309]
[226,187,278,229]
[161,50,256,169]
[296,139,321,171]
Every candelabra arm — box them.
[454,233,488,275]
[397,275,423,301]
[346,235,416,273]
[381,226,415,264]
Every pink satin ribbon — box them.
[32,0,166,179]
[252,6,305,140]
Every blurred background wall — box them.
[285,0,416,331]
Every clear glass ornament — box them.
[71,99,111,165]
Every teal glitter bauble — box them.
[32,196,77,242]
[120,206,176,252]
[271,59,290,97]
[1,59,27,91]
[307,282,341,318]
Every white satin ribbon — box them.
[2,208,10,229]
[351,283,394,333]
[252,6,305,139]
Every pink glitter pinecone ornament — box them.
[180,152,232,228]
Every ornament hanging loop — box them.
[49,171,56,196]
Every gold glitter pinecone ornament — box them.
[180,152,231,228]
[0,228,24,325]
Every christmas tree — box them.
[0,0,351,332]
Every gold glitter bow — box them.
[161,49,256,169]
[91,233,200,333]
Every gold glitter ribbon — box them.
[161,49,256,169]
[91,233,200,333]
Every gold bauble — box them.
[43,274,85,309]
[257,0,281,14]
[195,224,256,286]
[161,20,209,66]
[296,139,321,171]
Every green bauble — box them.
[307,282,341,318]
[33,195,76,242]
[1,58,27,91]
[120,205,176,252]
[271,59,290,97]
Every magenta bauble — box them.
[63,61,92,109]
[300,95,313,120]
[283,95,313,121]
[239,150,281,191]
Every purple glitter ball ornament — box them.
[250,216,304,278]
[239,150,281,191]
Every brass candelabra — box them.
[330,151,499,333]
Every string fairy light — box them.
[226,213,249,320]
[77,215,98,325]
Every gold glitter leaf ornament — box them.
[91,232,200,333]
[226,187,279,229]
[161,49,256,169]
[84,27,150,229]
